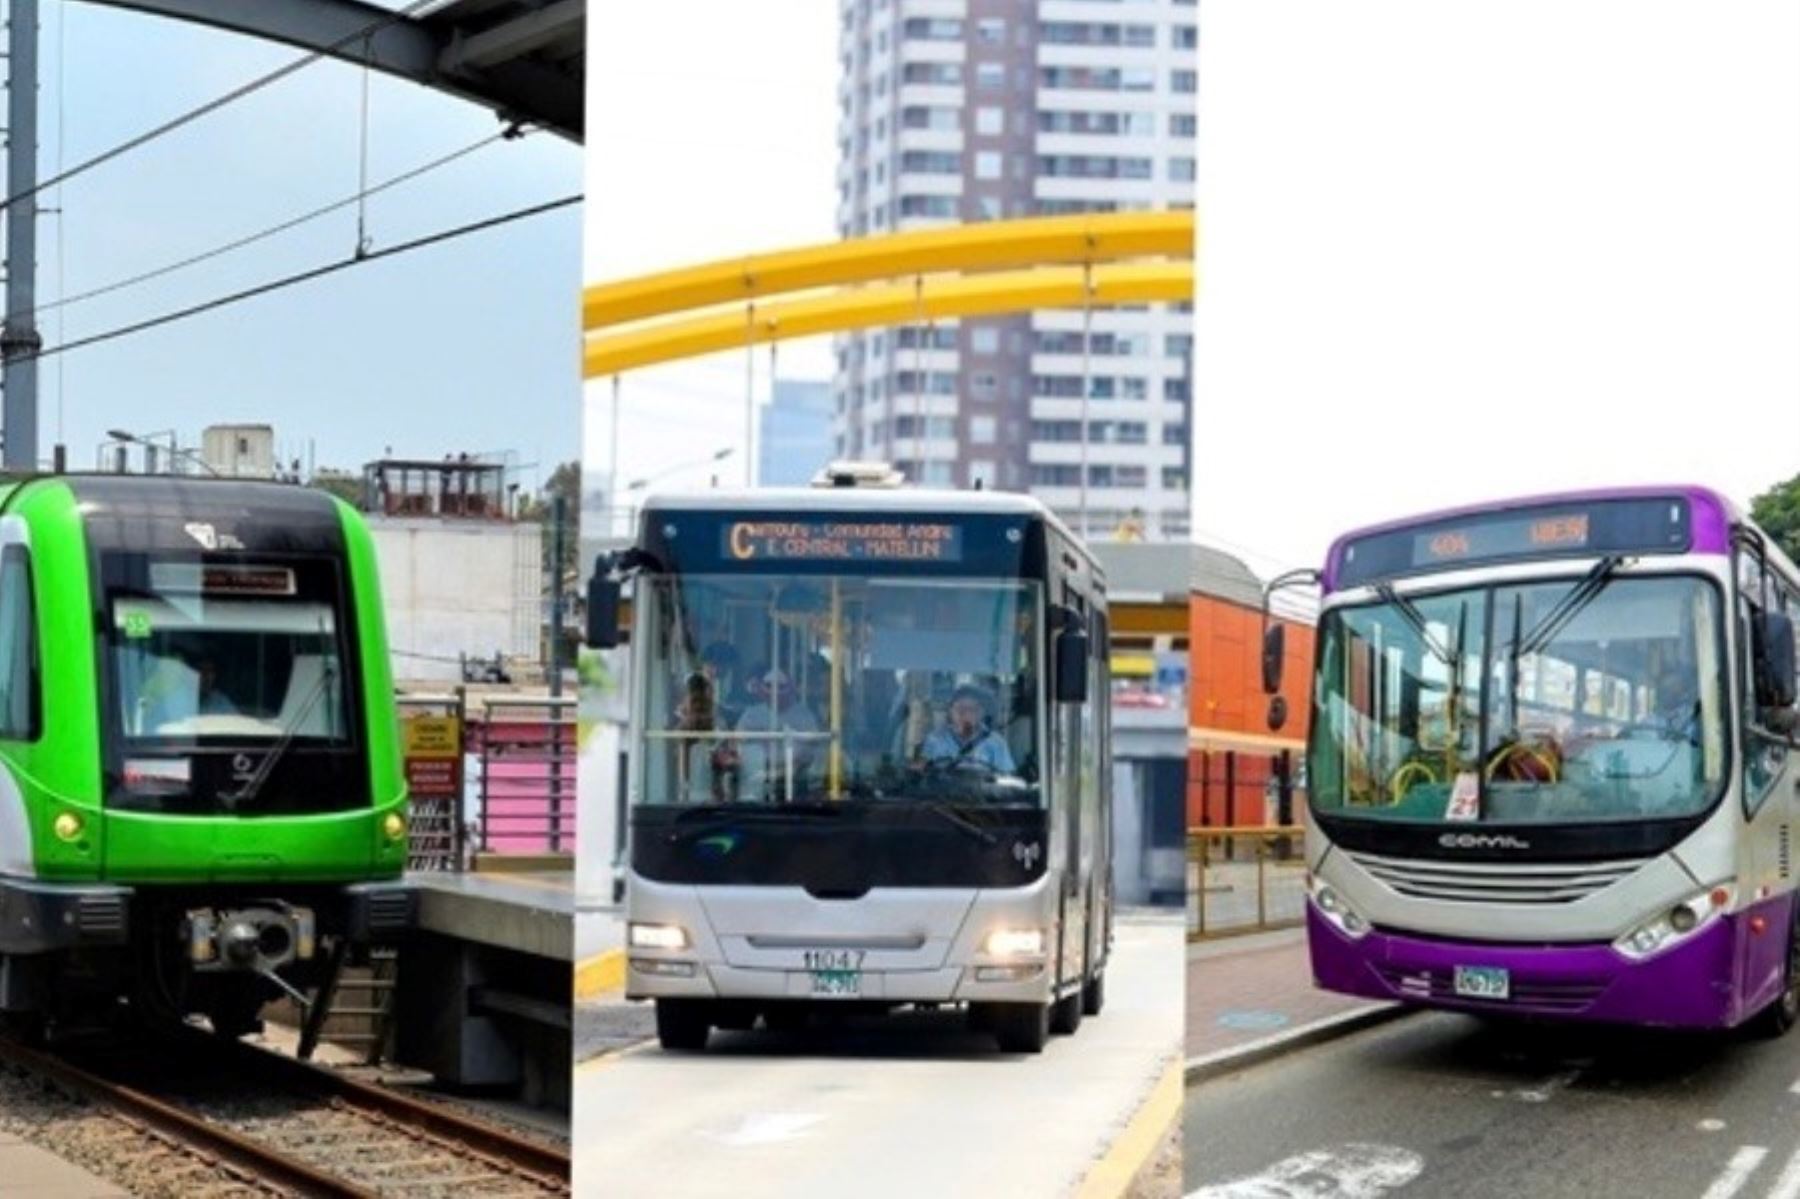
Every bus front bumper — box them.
[1306,898,1786,1030]
[626,961,1053,1006]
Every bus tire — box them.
[1753,910,1800,1039]
[655,999,712,1052]
[1082,970,1105,1017]
[1050,985,1084,1036]
[991,1002,1050,1054]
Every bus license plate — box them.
[1454,965,1510,1001]
[811,970,861,998]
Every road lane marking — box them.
[1700,1147,1768,1199]
[1768,1147,1800,1199]
[1700,1120,1729,1133]
[709,1113,825,1147]
[1188,1143,1423,1199]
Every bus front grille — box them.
[1348,851,1647,905]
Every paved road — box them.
[575,913,1182,1198]
[1186,1009,1800,1198]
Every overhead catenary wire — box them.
[16,129,517,321]
[0,0,437,215]
[27,193,580,363]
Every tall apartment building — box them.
[833,0,1195,539]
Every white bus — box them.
[588,466,1113,1052]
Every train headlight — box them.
[1615,884,1733,961]
[1310,878,1371,940]
[983,928,1045,958]
[628,922,688,951]
[381,812,406,842]
[52,811,83,843]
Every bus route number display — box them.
[1418,513,1590,564]
[724,521,963,563]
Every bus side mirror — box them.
[586,571,622,649]
[1261,623,1286,695]
[1055,628,1089,703]
[1753,611,1797,710]
[1267,694,1289,732]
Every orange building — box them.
[1187,547,1316,829]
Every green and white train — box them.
[0,474,411,1035]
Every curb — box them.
[575,949,625,1001]
[1074,1057,1182,1199]
[1184,1004,1411,1085]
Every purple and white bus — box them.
[1262,486,1800,1031]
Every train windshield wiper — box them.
[226,661,336,809]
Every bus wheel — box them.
[990,1002,1050,1054]
[1754,911,1800,1039]
[1050,985,1084,1036]
[1082,970,1105,1017]
[655,999,712,1052]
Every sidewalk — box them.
[1186,927,1392,1061]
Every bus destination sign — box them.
[724,520,963,563]
[1415,512,1591,564]
[1338,497,1691,587]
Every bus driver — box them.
[919,685,1016,774]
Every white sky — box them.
[583,1,840,508]
[1195,0,1800,579]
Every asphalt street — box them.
[1186,1010,1800,1199]
[576,913,1182,1198]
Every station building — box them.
[1187,546,1315,830]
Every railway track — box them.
[0,1027,569,1198]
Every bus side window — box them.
[0,545,38,742]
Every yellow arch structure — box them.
[583,210,1195,331]
[582,211,1196,378]
[585,261,1192,377]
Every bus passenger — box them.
[919,685,1016,774]
[735,667,822,799]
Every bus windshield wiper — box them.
[1517,555,1624,658]
[918,800,998,846]
[1376,583,1451,663]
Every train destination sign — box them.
[1337,497,1692,587]
[723,520,964,563]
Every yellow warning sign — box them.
[403,715,462,759]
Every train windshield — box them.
[637,574,1042,806]
[1310,573,1727,825]
[107,561,350,744]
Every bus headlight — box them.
[1615,885,1733,961]
[52,811,83,843]
[629,922,689,951]
[1310,878,1370,940]
[984,928,1045,957]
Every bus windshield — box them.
[638,574,1041,806]
[1310,573,1727,825]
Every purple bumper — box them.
[1307,896,1795,1029]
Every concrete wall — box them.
[370,517,543,682]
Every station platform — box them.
[392,866,574,1112]
[0,1135,126,1197]
[410,869,575,960]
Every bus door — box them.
[1056,580,1091,993]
